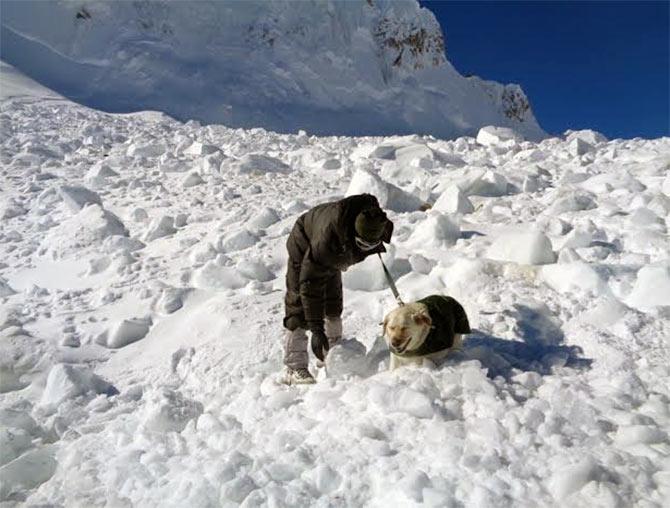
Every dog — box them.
[382,295,471,370]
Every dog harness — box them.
[392,295,471,358]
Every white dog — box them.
[382,295,471,370]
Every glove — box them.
[310,329,330,362]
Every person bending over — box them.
[282,193,393,384]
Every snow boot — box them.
[280,366,316,385]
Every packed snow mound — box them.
[0,1,545,139]
[41,204,128,257]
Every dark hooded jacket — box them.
[284,194,393,332]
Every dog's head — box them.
[382,303,432,355]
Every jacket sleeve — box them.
[298,226,340,332]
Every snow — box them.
[476,125,524,147]
[487,231,556,265]
[1,62,669,507]
[0,2,544,140]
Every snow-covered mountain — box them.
[0,0,544,139]
[2,62,670,506]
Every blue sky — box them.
[420,0,669,139]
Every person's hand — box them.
[310,329,330,362]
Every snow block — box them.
[0,446,57,502]
[217,229,259,252]
[0,277,16,298]
[549,457,600,500]
[142,388,204,433]
[182,171,204,188]
[0,198,27,220]
[546,190,597,215]
[40,364,118,406]
[476,126,524,147]
[234,154,290,174]
[105,318,152,348]
[627,263,670,310]
[540,262,607,295]
[487,231,555,265]
[144,215,177,241]
[192,262,248,290]
[464,170,510,197]
[183,141,219,156]
[248,207,280,229]
[127,142,166,158]
[568,137,595,157]
[433,185,474,214]
[408,212,460,248]
[345,169,424,213]
[57,185,102,213]
[236,259,275,282]
[565,129,608,145]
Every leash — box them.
[377,253,404,307]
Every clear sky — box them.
[420,0,669,139]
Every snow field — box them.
[1,67,670,506]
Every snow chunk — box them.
[57,185,102,213]
[346,169,424,212]
[192,261,248,290]
[408,212,460,248]
[368,384,434,419]
[568,137,595,156]
[236,259,275,282]
[565,129,608,145]
[486,231,556,265]
[476,126,524,147]
[464,170,510,197]
[546,190,597,215]
[549,457,600,500]
[0,277,17,297]
[0,446,57,502]
[627,263,670,310]
[144,215,177,241]
[540,262,607,295]
[0,428,32,467]
[234,153,290,174]
[183,141,219,156]
[614,425,668,446]
[0,198,27,220]
[42,204,128,255]
[182,171,204,188]
[85,163,119,188]
[102,318,152,348]
[142,388,203,433]
[40,364,118,407]
[433,185,474,214]
[218,229,259,252]
[249,207,280,229]
[127,142,166,158]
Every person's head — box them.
[354,207,387,251]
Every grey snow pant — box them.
[283,317,343,369]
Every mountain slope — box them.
[1,63,669,506]
[0,0,544,139]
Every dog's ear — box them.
[412,311,432,327]
[381,315,389,336]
